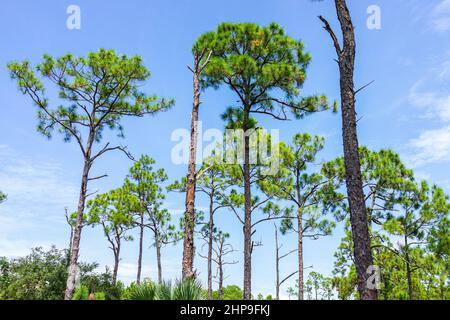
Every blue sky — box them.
[1,0,450,298]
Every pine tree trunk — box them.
[207,194,214,300]
[182,55,201,280]
[156,239,163,285]
[219,257,224,300]
[297,211,304,300]
[136,217,144,284]
[113,245,120,285]
[275,226,280,300]
[64,133,94,300]
[404,233,413,300]
[243,111,252,300]
[334,0,377,300]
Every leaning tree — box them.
[195,22,333,299]
[7,49,173,299]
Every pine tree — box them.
[195,22,332,299]
[8,49,173,299]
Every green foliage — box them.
[0,191,6,204]
[125,155,180,245]
[156,280,174,300]
[72,285,89,300]
[0,246,70,300]
[287,271,335,300]
[72,285,107,300]
[86,187,134,273]
[124,281,157,300]
[172,278,203,300]
[195,22,333,120]
[125,279,203,300]
[81,268,123,300]
[211,285,243,300]
[0,246,120,300]
[264,133,338,237]
[7,49,173,143]
[330,148,450,300]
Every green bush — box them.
[125,278,203,300]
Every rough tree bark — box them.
[243,107,252,300]
[112,242,120,285]
[275,226,280,300]
[65,207,74,258]
[319,0,377,300]
[404,227,413,300]
[295,171,305,300]
[297,213,304,300]
[64,132,94,300]
[218,259,224,300]
[182,49,212,280]
[207,193,214,300]
[136,214,144,284]
[156,237,163,285]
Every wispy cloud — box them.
[430,0,450,32]
[408,62,450,122]
[407,57,450,167]
[408,125,450,166]
[0,145,77,257]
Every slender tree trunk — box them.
[297,211,304,300]
[156,238,163,284]
[182,54,202,280]
[65,133,94,300]
[113,245,120,285]
[404,233,413,300]
[243,111,252,300]
[207,194,214,300]
[218,255,224,300]
[321,0,377,300]
[275,225,280,300]
[65,208,74,257]
[136,215,144,284]
[68,228,74,255]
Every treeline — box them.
[1,143,448,300]
[1,0,449,300]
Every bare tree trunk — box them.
[297,212,304,300]
[404,232,413,300]
[275,225,280,300]
[218,255,224,300]
[65,208,74,257]
[113,245,120,285]
[65,133,94,300]
[136,215,144,284]
[207,194,214,300]
[156,239,163,285]
[320,0,377,300]
[243,113,252,300]
[182,54,201,280]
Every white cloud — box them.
[117,262,152,281]
[407,56,450,167]
[0,145,77,257]
[0,145,78,210]
[408,125,450,166]
[408,61,450,122]
[430,0,450,32]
